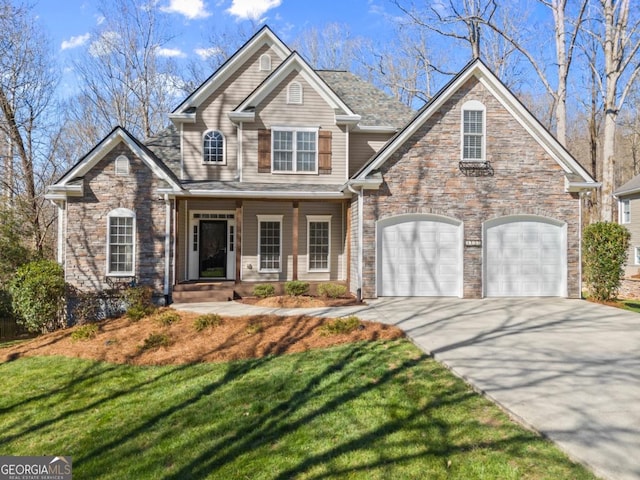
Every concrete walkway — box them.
[172,297,640,480]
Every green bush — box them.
[124,286,155,321]
[245,320,263,335]
[284,280,309,297]
[193,313,223,332]
[0,289,14,321]
[71,323,99,341]
[139,332,172,351]
[317,283,348,299]
[583,222,630,301]
[319,316,362,336]
[9,260,65,333]
[68,288,105,325]
[0,206,33,286]
[253,284,275,298]
[155,310,181,326]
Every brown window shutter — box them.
[318,130,332,174]
[258,129,271,173]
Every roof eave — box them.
[168,112,196,124]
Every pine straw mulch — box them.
[0,308,404,366]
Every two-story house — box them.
[47,26,597,304]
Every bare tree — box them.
[0,1,59,252]
[293,23,368,71]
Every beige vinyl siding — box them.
[349,132,394,176]
[298,201,345,282]
[624,195,640,276]
[242,71,347,184]
[349,196,359,295]
[182,44,284,181]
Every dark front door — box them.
[199,220,227,278]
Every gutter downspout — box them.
[164,194,171,305]
[578,191,586,298]
[347,183,363,301]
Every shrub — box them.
[139,332,172,351]
[9,260,65,333]
[245,320,263,335]
[155,310,181,326]
[68,288,105,325]
[124,286,155,321]
[0,289,14,321]
[583,222,630,301]
[319,316,362,336]
[193,313,223,332]
[284,280,309,297]
[71,323,99,341]
[317,283,347,299]
[253,284,275,298]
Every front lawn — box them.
[0,340,597,479]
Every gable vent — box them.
[259,53,271,71]
[287,81,303,104]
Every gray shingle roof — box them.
[144,124,181,177]
[615,174,640,196]
[181,180,346,196]
[318,70,415,128]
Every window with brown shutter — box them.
[318,130,332,174]
[258,129,271,173]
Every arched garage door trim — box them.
[376,214,463,297]
[483,215,567,297]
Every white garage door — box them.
[485,217,566,297]
[377,215,462,297]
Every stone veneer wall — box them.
[360,77,581,298]
[618,278,640,299]
[65,143,171,295]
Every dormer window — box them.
[287,81,303,104]
[203,130,225,164]
[461,100,486,161]
[259,53,271,71]
[114,155,130,175]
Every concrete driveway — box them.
[173,297,640,480]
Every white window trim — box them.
[635,246,640,265]
[307,215,331,273]
[271,126,318,174]
[202,129,226,165]
[106,208,136,276]
[620,199,631,224]
[259,53,271,71]
[287,81,303,104]
[114,155,130,176]
[257,214,283,273]
[461,100,486,162]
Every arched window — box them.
[107,208,135,275]
[259,53,271,71]
[287,81,303,104]
[461,100,486,161]
[203,130,225,164]
[114,155,130,175]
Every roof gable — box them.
[353,59,596,187]
[231,52,360,124]
[49,127,182,193]
[171,26,290,117]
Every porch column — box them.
[235,200,243,283]
[345,199,351,288]
[293,201,299,280]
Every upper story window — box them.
[621,199,631,224]
[107,208,135,275]
[287,81,303,104]
[203,130,225,164]
[114,155,130,175]
[461,100,486,161]
[272,127,317,173]
[259,53,271,71]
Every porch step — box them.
[172,282,235,303]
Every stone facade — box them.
[65,143,171,296]
[360,77,581,298]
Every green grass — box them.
[615,299,640,313]
[0,340,597,479]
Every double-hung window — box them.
[107,208,135,275]
[307,216,331,272]
[258,215,282,272]
[461,101,485,161]
[621,199,631,224]
[272,128,317,173]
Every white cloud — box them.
[226,0,281,21]
[157,47,187,57]
[88,31,121,57]
[161,0,210,19]
[195,47,223,59]
[61,33,91,51]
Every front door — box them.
[199,220,227,278]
